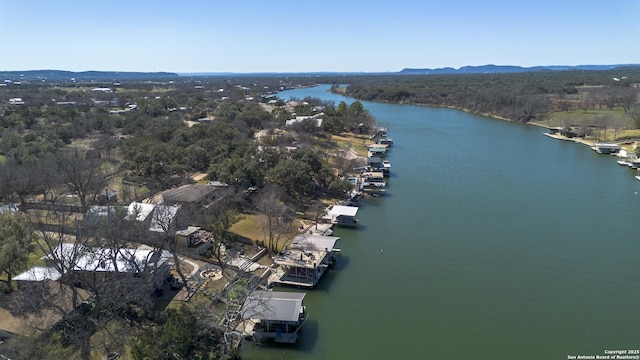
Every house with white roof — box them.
[40,243,173,289]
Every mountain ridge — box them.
[399,64,639,74]
[0,70,178,81]
[2,64,639,81]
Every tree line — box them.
[330,67,640,123]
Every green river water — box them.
[241,85,640,360]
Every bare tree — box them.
[0,160,40,207]
[93,135,118,162]
[579,92,595,114]
[145,203,191,295]
[24,203,170,356]
[208,209,238,268]
[620,88,638,114]
[197,275,264,354]
[556,94,572,112]
[54,149,113,213]
[310,201,326,231]
[603,88,620,111]
[628,103,640,129]
[255,185,294,253]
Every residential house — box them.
[175,226,209,248]
[8,97,24,105]
[155,184,217,205]
[42,243,173,289]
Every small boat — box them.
[629,159,640,169]
[635,176,640,182]
[377,137,393,145]
[618,160,631,166]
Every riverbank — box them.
[258,84,640,360]
[541,132,595,147]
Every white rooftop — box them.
[241,291,306,322]
[47,243,172,273]
[126,201,155,222]
[291,234,340,251]
[13,266,62,281]
[148,204,180,233]
[327,205,359,217]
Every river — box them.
[241,85,640,359]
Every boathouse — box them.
[592,142,621,154]
[321,205,359,228]
[241,291,308,344]
[271,234,341,288]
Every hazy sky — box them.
[1,0,638,73]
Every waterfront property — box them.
[627,158,640,169]
[321,204,359,228]
[270,234,341,288]
[360,181,387,196]
[352,171,387,196]
[361,171,386,186]
[259,84,640,360]
[366,156,391,176]
[376,137,393,145]
[241,291,308,344]
[592,142,621,154]
[367,144,389,157]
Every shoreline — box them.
[323,87,629,148]
[541,132,595,147]
[326,89,605,148]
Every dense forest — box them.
[335,66,640,124]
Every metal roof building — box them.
[241,291,306,323]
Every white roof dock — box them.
[367,144,389,150]
[326,205,358,217]
[241,291,306,323]
[321,205,359,227]
[291,234,340,252]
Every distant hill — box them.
[399,64,639,75]
[0,70,179,82]
[2,66,638,80]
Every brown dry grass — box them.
[230,214,305,252]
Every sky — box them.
[1,0,638,73]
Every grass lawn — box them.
[537,108,634,129]
[230,214,304,252]
[230,214,264,243]
[0,238,52,286]
[533,107,640,142]
[331,133,373,157]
